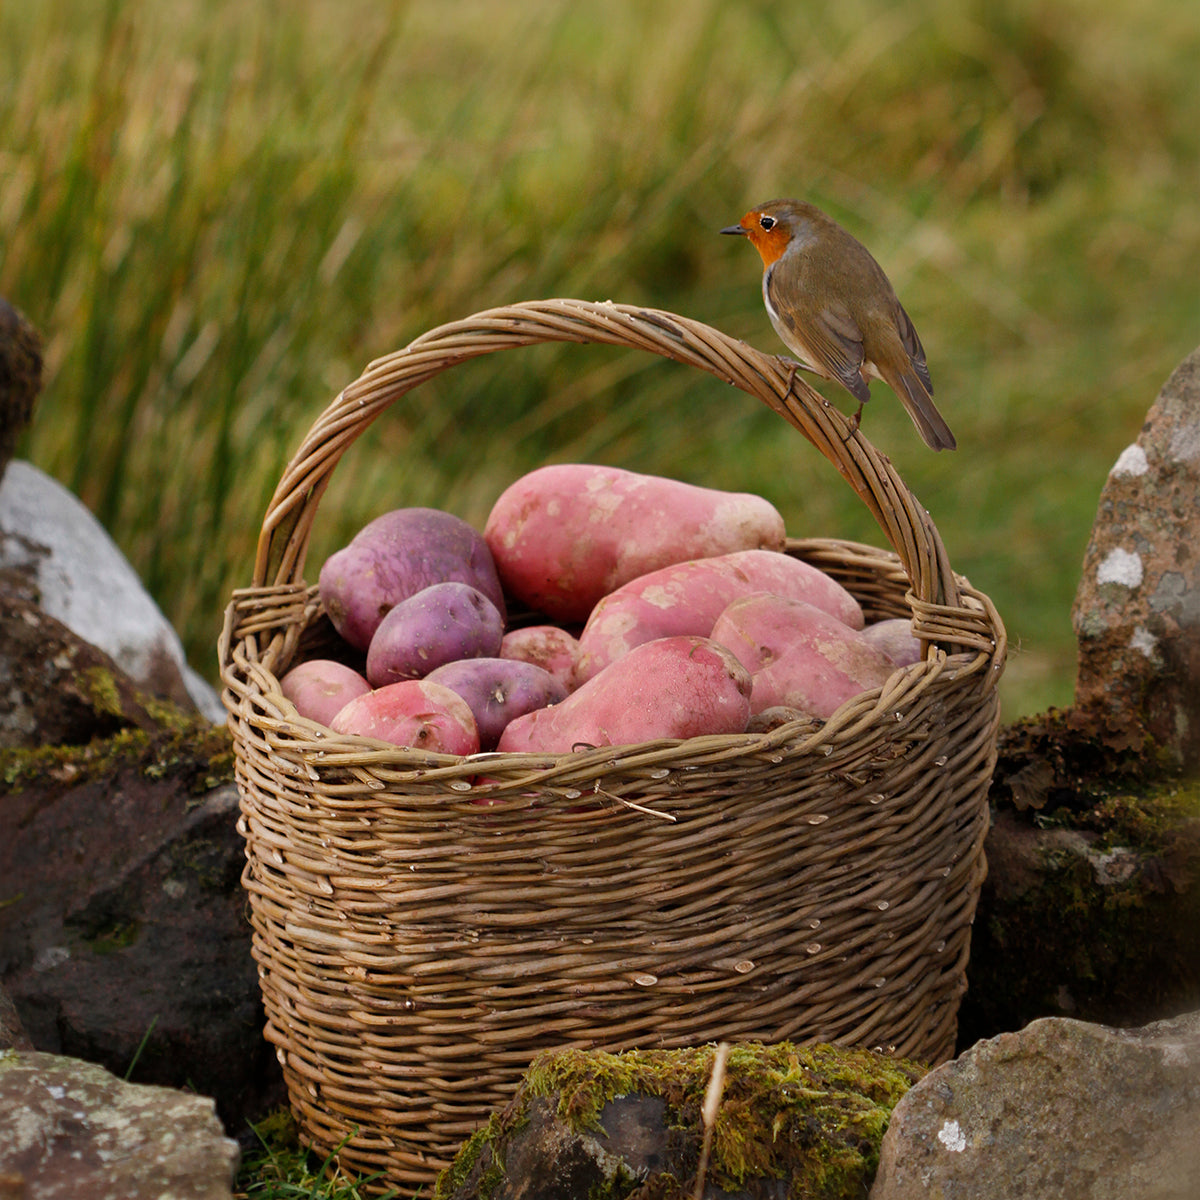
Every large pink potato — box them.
[484,464,786,622]
[365,582,504,686]
[861,618,924,667]
[329,679,480,754]
[425,657,567,750]
[280,659,371,726]
[575,549,863,682]
[319,507,505,651]
[499,625,582,693]
[711,593,895,719]
[496,636,752,753]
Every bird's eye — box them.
[759,215,775,231]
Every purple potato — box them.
[425,657,568,750]
[318,507,505,651]
[366,582,504,686]
[860,618,923,667]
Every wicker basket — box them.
[219,299,1005,1195]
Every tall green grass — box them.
[3,0,1199,718]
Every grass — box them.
[234,1111,402,1200]
[3,0,1200,720]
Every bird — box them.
[721,198,956,451]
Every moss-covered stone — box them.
[435,1042,925,1200]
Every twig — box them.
[693,1041,730,1200]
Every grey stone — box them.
[871,1012,1200,1200]
[1072,346,1200,767]
[0,1050,238,1200]
[0,460,223,720]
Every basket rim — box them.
[243,299,959,609]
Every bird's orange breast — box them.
[744,221,792,268]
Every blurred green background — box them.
[3,0,1199,721]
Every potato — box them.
[280,659,371,726]
[496,635,752,753]
[484,464,786,622]
[366,582,504,686]
[499,625,582,693]
[861,617,924,667]
[425,657,567,750]
[319,507,505,651]
[575,549,863,682]
[710,593,894,719]
[329,679,479,754]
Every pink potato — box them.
[425,657,568,750]
[484,464,786,623]
[861,617,924,667]
[366,582,504,686]
[329,679,479,754]
[280,659,371,726]
[319,507,505,651]
[496,635,752,754]
[575,548,864,682]
[499,625,582,692]
[710,593,895,719]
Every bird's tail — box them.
[886,368,957,451]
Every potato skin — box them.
[484,464,786,623]
[711,593,894,719]
[280,659,371,726]
[499,625,581,693]
[575,549,863,682]
[365,582,504,687]
[860,618,924,667]
[329,679,480,754]
[425,657,567,750]
[319,507,505,651]
[496,635,752,753]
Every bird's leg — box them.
[775,355,803,399]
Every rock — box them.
[1072,346,1200,768]
[0,593,162,749]
[0,459,223,720]
[959,711,1200,1047]
[0,1050,238,1199]
[0,730,282,1127]
[871,1011,1200,1200]
[0,298,42,482]
[436,1042,924,1200]
[0,982,32,1051]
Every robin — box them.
[721,198,955,451]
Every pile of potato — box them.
[280,464,922,754]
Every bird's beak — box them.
[719,223,747,237]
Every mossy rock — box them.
[435,1041,924,1200]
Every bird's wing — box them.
[766,267,870,402]
[895,300,933,395]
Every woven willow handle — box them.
[252,299,960,611]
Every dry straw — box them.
[219,299,1005,1195]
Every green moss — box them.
[434,1113,510,1200]
[517,1041,924,1199]
[0,717,233,796]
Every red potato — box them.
[280,659,370,726]
[484,464,786,622]
[366,582,504,686]
[496,635,752,754]
[861,617,924,667]
[329,679,479,754]
[575,548,863,682]
[425,657,567,750]
[710,593,895,719]
[319,507,505,651]
[499,625,582,693]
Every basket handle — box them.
[251,299,960,614]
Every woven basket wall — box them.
[219,299,1006,1195]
